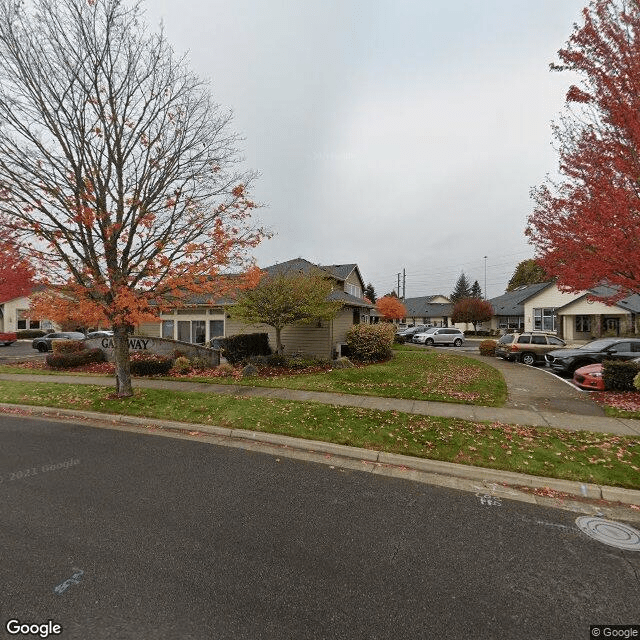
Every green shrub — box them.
[602,360,640,391]
[284,354,329,369]
[129,353,173,376]
[345,323,395,362]
[189,356,211,371]
[52,339,85,354]
[479,339,497,356]
[46,348,105,369]
[393,334,405,344]
[172,356,192,374]
[634,371,640,391]
[216,363,236,377]
[220,333,272,364]
[16,329,46,339]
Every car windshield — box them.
[422,327,438,334]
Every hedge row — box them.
[129,353,173,376]
[602,360,640,391]
[220,333,271,365]
[46,348,105,369]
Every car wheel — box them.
[426,338,434,346]
[37,343,48,352]
[521,352,536,366]
[453,338,462,347]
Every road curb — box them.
[2,402,639,510]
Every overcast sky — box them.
[145,0,587,300]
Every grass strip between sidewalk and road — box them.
[1,380,638,489]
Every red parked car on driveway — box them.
[572,356,640,391]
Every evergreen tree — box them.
[450,272,472,303]
[470,280,483,299]
[363,282,377,303]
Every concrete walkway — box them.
[2,372,640,436]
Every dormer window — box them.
[345,283,362,298]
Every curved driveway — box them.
[453,349,606,417]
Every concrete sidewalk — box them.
[1,372,640,436]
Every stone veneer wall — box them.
[85,336,220,367]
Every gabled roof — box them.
[328,289,374,309]
[262,258,325,278]
[556,285,640,314]
[488,282,554,316]
[320,263,358,282]
[404,296,452,318]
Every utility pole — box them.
[397,272,401,298]
[402,268,406,300]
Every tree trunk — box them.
[113,325,133,397]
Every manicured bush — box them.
[602,360,640,391]
[52,339,85,354]
[284,354,330,369]
[16,329,46,339]
[216,363,236,377]
[189,356,211,371]
[345,323,395,362]
[220,333,272,365]
[393,334,405,344]
[479,339,497,357]
[172,356,192,374]
[46,348,105,369]
[129,353,173,376]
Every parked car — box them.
[413,327,465,347]
[495,332,566,366]
[572,356,640,391]
[0,332,17,346]
[31,332,86,352]
[397,324,430,341]
[546,338,640,376]
[86,330,114,339]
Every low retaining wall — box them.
[85,336,220,367]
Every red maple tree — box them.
[527,0,640,301]
[451,297,493,334]
[0,218,34,303]
[376,295,407,321]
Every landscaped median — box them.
[0,379,638,490]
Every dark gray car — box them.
[545,337,640,375]
[31,331,86,352]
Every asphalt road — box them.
[0,415,638,639]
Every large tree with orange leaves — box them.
[0,219,34,303]
[528,0,640,300]
[375,295,407,321]
[0,0,265,395]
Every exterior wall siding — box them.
[523,288,582,333]
[0,296,56,333]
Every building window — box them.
[575,316,591,333]
[533,308,556,332]
[162,320,174,339]
[344,283,362,298]
[193,320,206,345]
[209,320,224,337]
[177,320,191,342]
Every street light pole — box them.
[483,256,487,299]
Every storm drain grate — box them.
[575,516,640,551]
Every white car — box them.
[413,327,465,347]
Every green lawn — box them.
[1,379,638,489]
[179,349,507,407]
[0,348,508,407]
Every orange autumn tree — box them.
[0,0,265,396]
[376,295,407,321]
[0,216,34,303]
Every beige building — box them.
[138,259,375,359]
[399,295,453,327]
[0,292,55,333]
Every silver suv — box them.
[413,327,465,347]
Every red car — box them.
[572,363,605,391]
